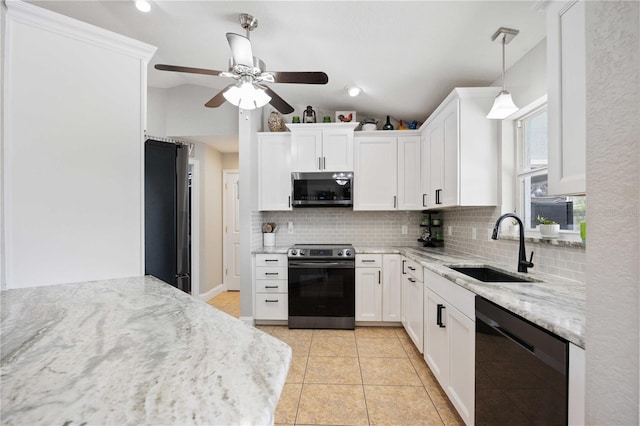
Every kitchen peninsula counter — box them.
[1,276,291,425]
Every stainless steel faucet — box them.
[492,213,534,273]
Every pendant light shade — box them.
[223,81,271,110]
[487,27,519,120]
[487,90,519,119]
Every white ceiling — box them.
[30,1,546,150]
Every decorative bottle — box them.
[382,115,394,130]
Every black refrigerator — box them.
[144,139,191,293]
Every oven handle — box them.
[288,261,355,269]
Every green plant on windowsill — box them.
[535,215,560,239]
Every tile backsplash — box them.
[253,206,585,282]
[257,209,424,247]
[443,207,586,282]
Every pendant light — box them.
[487,27,519,119]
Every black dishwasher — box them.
[475,296,568,425]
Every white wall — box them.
[2,1,155,288]
[147,87,168,137]
[166,84,239,138]
[585,1,639,423]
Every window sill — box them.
[499,232,585,248]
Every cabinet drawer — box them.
[404,258,423,282]
[256,254,288,267]
[356,254,382,268]
[255,266,288,280]
[256,280,288,293]
[424,268,474,319]
[255,293,288,320]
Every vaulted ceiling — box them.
[30,1,546,133]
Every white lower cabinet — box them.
[423,268,475,425]
[254,254,288,321]
[401,257,424,352]
[356,254,401,323]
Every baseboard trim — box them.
[198,283,223,302]
[239,316,254,327]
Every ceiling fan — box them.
[154,13,329,114]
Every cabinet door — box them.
[291,128,322,171]
[428,120,444,208]
[547,0,586,195]
[420,132,430,209]
[441,100,459,207]
[401,268,409,328]
[322,128,353,171]
[397,135,423,210]
[354,137,398,210]
[424,287,449,387]
[447,304,475,425]
[258,133,292,211]
[407,275,424,352]
[356,267,382,321]
[382,254,402,322]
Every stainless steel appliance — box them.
[291,172,353,207]
[144,139,191,293]
[287,244,355,329]
[475,296,568,424]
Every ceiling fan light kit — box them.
[153,13,328,115]
[487,27,520,120]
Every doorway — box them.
[188,159,200,298]
[223,170,240,291]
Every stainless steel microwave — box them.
[291,172,353,207]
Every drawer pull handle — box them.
[265,259,279,262]
[264,285,279,289]
[265,299,279,303]
[361,259,376,263]
[408,277,416,283]
[265,272,279,276]
[408,266,416,271]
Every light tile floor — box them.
[209,291,464,426]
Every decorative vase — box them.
[268,111,286,132]
[382,115,394,130]
[538,224,560,239]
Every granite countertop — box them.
[1,276,291,425]
[357,246,586,348]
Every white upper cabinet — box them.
[546,0,586,195]
[354,132,422,211]
[288,123,357,172]
[258,133,292,211]
[420,87,500,210]
[354,136,398,210]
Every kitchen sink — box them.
[448,266,534,283]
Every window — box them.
[516,107,586,233]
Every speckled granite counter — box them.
[1,276,291,425]
[357,246,586,348]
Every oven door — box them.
[288,259,355,328]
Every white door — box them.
[353,136,397,210]
[223,170,240,291]
[355,267,382,321]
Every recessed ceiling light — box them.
[135,0,152,13]
[346,86,362,97]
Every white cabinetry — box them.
[355,254,382,321]
[401,257,424,352]
[420,87,500,209]
[423,268,475,425]
[254,254,288,321]
[546,0,586,195]
[354,132,422,210]
[258,133,292,211]
[355,254,402,322]
[288,123,357,172]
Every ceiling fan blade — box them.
[226,33,254,67]
[261,86,294,114]
[270,71,329,85]
[155,64,224,76]
[204,86,232,108]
